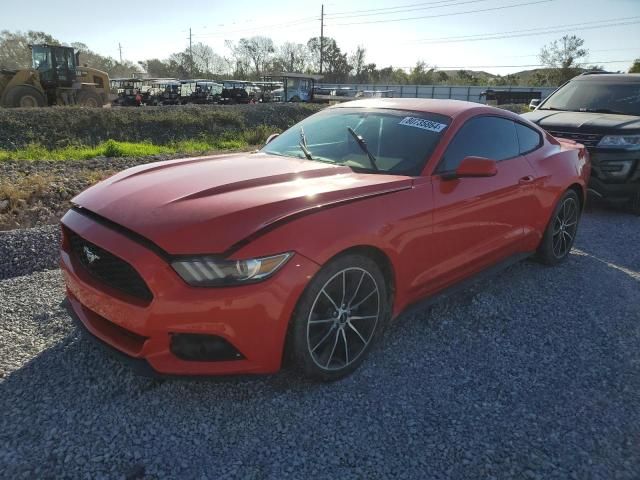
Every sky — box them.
[1,0,639,76]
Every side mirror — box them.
[443,156,497,180]
[265,133,280,145]
[529,98,541,109]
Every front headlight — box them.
[172,253,292,286]
[597,135,640,148]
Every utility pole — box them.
[189,27,193,77]
[118,43,122,63]
[320,4,324,75]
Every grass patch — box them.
[0,173,54,211]
[0,128,272,161]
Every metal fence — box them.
[317,83,557,104]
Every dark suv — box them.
[523,73,640,213]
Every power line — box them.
[326,0,496,17]
[407,17,640,44]
[326,0,495,19]
[191,17,318,38]
[332,0,554,26]
[194,15,317,32]
[394,59,634,70]
[505,47,640,59]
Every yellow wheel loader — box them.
[0,44,111,108]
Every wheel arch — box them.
[3,83,46,107]
[319,244,396,310]
[568,182,585,210]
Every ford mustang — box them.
[60,99,590,380]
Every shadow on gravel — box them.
[2,239,639,479]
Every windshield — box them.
[541,80,640,116]
[261,108,450,175]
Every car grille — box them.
[66,229,153,303]
[545,130,603,149]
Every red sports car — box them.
[60,99,590,380]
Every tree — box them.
[272,42,309,73]
[349,46,366,81]
[409,61,435,84]
[629,58,640,73]
[539,35,588,85]
[71,42,140,77]
[455,70,478,85]
[231,36,275,78]
[307,36,350,81]
[436,71,449,83]
[0,30,59,69]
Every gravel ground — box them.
[0,207,638,479]
[0,225,60,279]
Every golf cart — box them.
[110,78,143,106]
[220,80,259,104]
[180,79,223,104]
[147,80,181,106]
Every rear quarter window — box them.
[515,122,542,154]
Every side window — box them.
[515,122,542,154]
[437,116,519,172]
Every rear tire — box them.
[536,189,581,265]
[5,85,46,107]
[287,253,390,381]
[76,89,101,107]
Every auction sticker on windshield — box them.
[399,116,448,133]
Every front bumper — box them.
[588,148,640,202]
[60,208,320,376]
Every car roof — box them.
[331,98,506,119]
[572,73,640,83]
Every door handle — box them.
[518,175,535,185]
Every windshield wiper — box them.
[299,126,313,160]
[538,107,569,111]
[347,127,379,171]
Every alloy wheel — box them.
[306,267,380,371]
[552,197,579,258]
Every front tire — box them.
[5,85,46,107]
[288,254,389,381]
[536,189,581,265]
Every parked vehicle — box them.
[523,73,640,213]
[0,44,110,107]
[481,89,542,106]
[140,78,176,104]
[266,73,322,102]
[60,98,589,380]
[180,79,223,104]
[253,81,283,102]
[147,80,181,106]
[356,89,395,99]
[110,78,143,106]
[220,80,258,104]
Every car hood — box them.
[72,152,413,255]
[522,110,640,133]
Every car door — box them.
[425,115,538,290]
